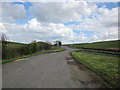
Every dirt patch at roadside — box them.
[15,58,30,62]
[65,54,111,88]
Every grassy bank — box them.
[79,49,120,55]
[71,51,119,88]
[66,40,120,49]
[2,46,65,64]
[66,40,120,55]
[2,41,52,60]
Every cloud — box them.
[1,0,119,2]
[30,2,118,42]
[2,18,118,44]
[89,30,118,42]
[0,23,7,35]
[1,2,27,22]
[67,6,118,32]
[24,18,74,40]
[30,2,118,31]
[30,2,97,23]
[1,2,119,44]
[2,18,76,43]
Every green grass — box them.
[71,51,119,88]
[66,40,120,49]
[80,49,120,55]
[2,41,52,60]
[2,47,66,64]
[6,41,26,47]
[6,41,51,48]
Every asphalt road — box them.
[2,46,106,88]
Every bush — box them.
[2,41,52,60]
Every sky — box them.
[0,0,119,44]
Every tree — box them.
[1,34,8,45]
[1,34,8,59]
[59,41,62,46]
[30,40,37,53]
[54,41,62,46]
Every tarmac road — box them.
[2,46,107,88]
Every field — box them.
[66,40,120,49]
[71,51,119,88]
[68,40,120,87]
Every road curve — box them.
[3,46,106,88]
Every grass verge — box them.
[71,51,119,88]
[79,49,120,55]
[2,47,66,64]
[66,40,120,49]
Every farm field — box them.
[71,51,119,88]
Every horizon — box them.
[3,38,119,45]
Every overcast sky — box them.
[0,0,119,44]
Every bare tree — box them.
[1,34,8,59]
[1,34,8,45]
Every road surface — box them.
[3,46,107,88]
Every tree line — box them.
[1,34,52,60]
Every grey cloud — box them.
[30,2,97,23]
[1,2,27,23]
